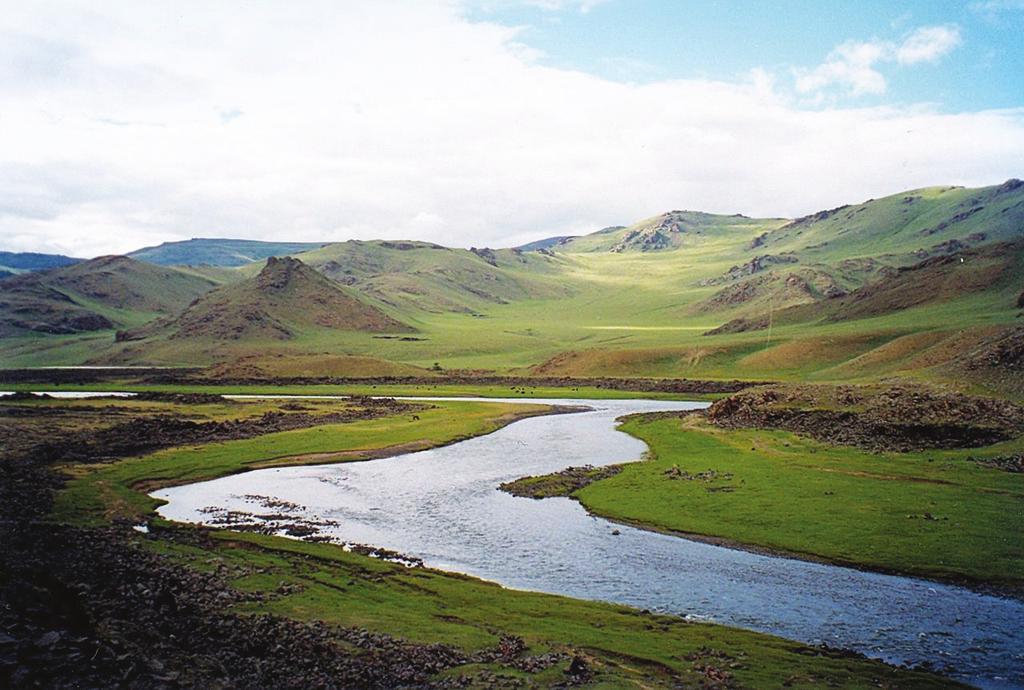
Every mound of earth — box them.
[702,315,770,336]
[705,383,1024,452]
[695,268,844,316]
[499,465,623,499]
[123,256,412,342]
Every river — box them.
[107,395,1024,688]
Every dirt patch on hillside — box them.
[703,315,770,336]
[704,384,1024,452]
[959,327,1024,368]
[736,334,887,371]
[206,352,435,379]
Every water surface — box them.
[148,396,1023,688]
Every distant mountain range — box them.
[127,238,329,267]
[0,251,82,279]
[2,179,1021,395]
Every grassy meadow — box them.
[571,415,1024,588]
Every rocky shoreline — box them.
[704,383,1024,453]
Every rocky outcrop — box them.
[698,254,799,287]
[703,315,770,336]
[705,384,1024,452]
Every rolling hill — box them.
[747,179,1024,261]
[706,241,1023,333]
[284,240,574,315]
[2,179,1021,390]
[553,212,785,253]
[119,256,411,344]
[0,256,222,337]
[128,238,328,267]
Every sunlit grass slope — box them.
[568,415,1024,588]
[2,180,1020,388]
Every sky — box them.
[1,0,1023,257]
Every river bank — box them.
[150,396,1023,688]
[0,393,965,688]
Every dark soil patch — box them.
[499,465,623,499]
[17,397,421,464]
[703,384,1024,452]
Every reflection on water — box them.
[154,397,1023,689]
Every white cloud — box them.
[895,25,963,64]
[795,40,890,96]
[0,3,1019,257]
[472,0,609,12]
[795,25,962,97]
[970,0,1024,21]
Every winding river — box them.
[151,397,1023,689]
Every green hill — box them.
[3,180,1022,387]
[556,212,785,253]
[128,238,327,267]
[750,179,1024,261]
[286,240,573,316]
[0,256,222,337]
[119,256,411,346]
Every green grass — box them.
[3,181,1021,383]
[53,400,551,526]
[571,416,1024,587]
[141,530,957,688]
[46,396,960,688]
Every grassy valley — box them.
[2,179,1022,689]
[1,180,1020,395]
